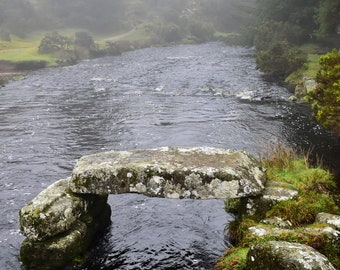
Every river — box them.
[0,42,339,269]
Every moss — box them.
[266,192,338,226]
[228,217,258,246]
[214,247,249,270]
[225,198,242,214]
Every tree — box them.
[255,0,319,43]
[255,40,307,79]
[316,0,340,37]
[307,49,340,135]
[38,32,72,54]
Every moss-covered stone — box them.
[20,203,111,270]
[247,241,336,270]
[70,147,266,199]
[19,178,108,241]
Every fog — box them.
[0,0,255,37]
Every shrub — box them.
[188,20,214,42]
[38,32,72,54]
[255,40,307,79]
[306,49,340,135]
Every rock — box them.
[303,75,317,94]
[242,184,298,216]
[248,224,339,241]
[20,204,111,270]
[260,216,293,228]
[70,147,266,199]
[262,186,298,202]
[19,178,108,241]
[316,212,340,230]
[247,241,336,270]
[19,178,111,269]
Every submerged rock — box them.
[70,146,266,199]
[247,241,336,270]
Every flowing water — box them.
[1,42,339,269]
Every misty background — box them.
[0,0,254,38]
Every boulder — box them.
[247,241,336,270]
[303,75,317,94]
[20,178,108,241]
[70,146,266,199]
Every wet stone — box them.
[247,241,336,270]
[20,204,111,270]
[70,146,266,199]
[19,178,108,241]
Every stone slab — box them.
[70,146,266,199]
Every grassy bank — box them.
[284,43,322,94]
[215,144,340,269]
[0,34,56,65]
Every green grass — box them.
[215,247,250,270]
[0,34,57,66]
[285,44,321,86]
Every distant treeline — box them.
[0,0,254,37]
[249,0,340,79]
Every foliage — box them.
[251,0,340,79]
[316,0,340,38]
[74,32,96,50]
[153,23,184,43]
[255,0,319,43]
[306,49,340,135]
[187,20,215,42]
[39,32,72,54]
[255,40,307,79]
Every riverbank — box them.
[0,24,237,86]
[283,44,321,100]
[215,144,340,269]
